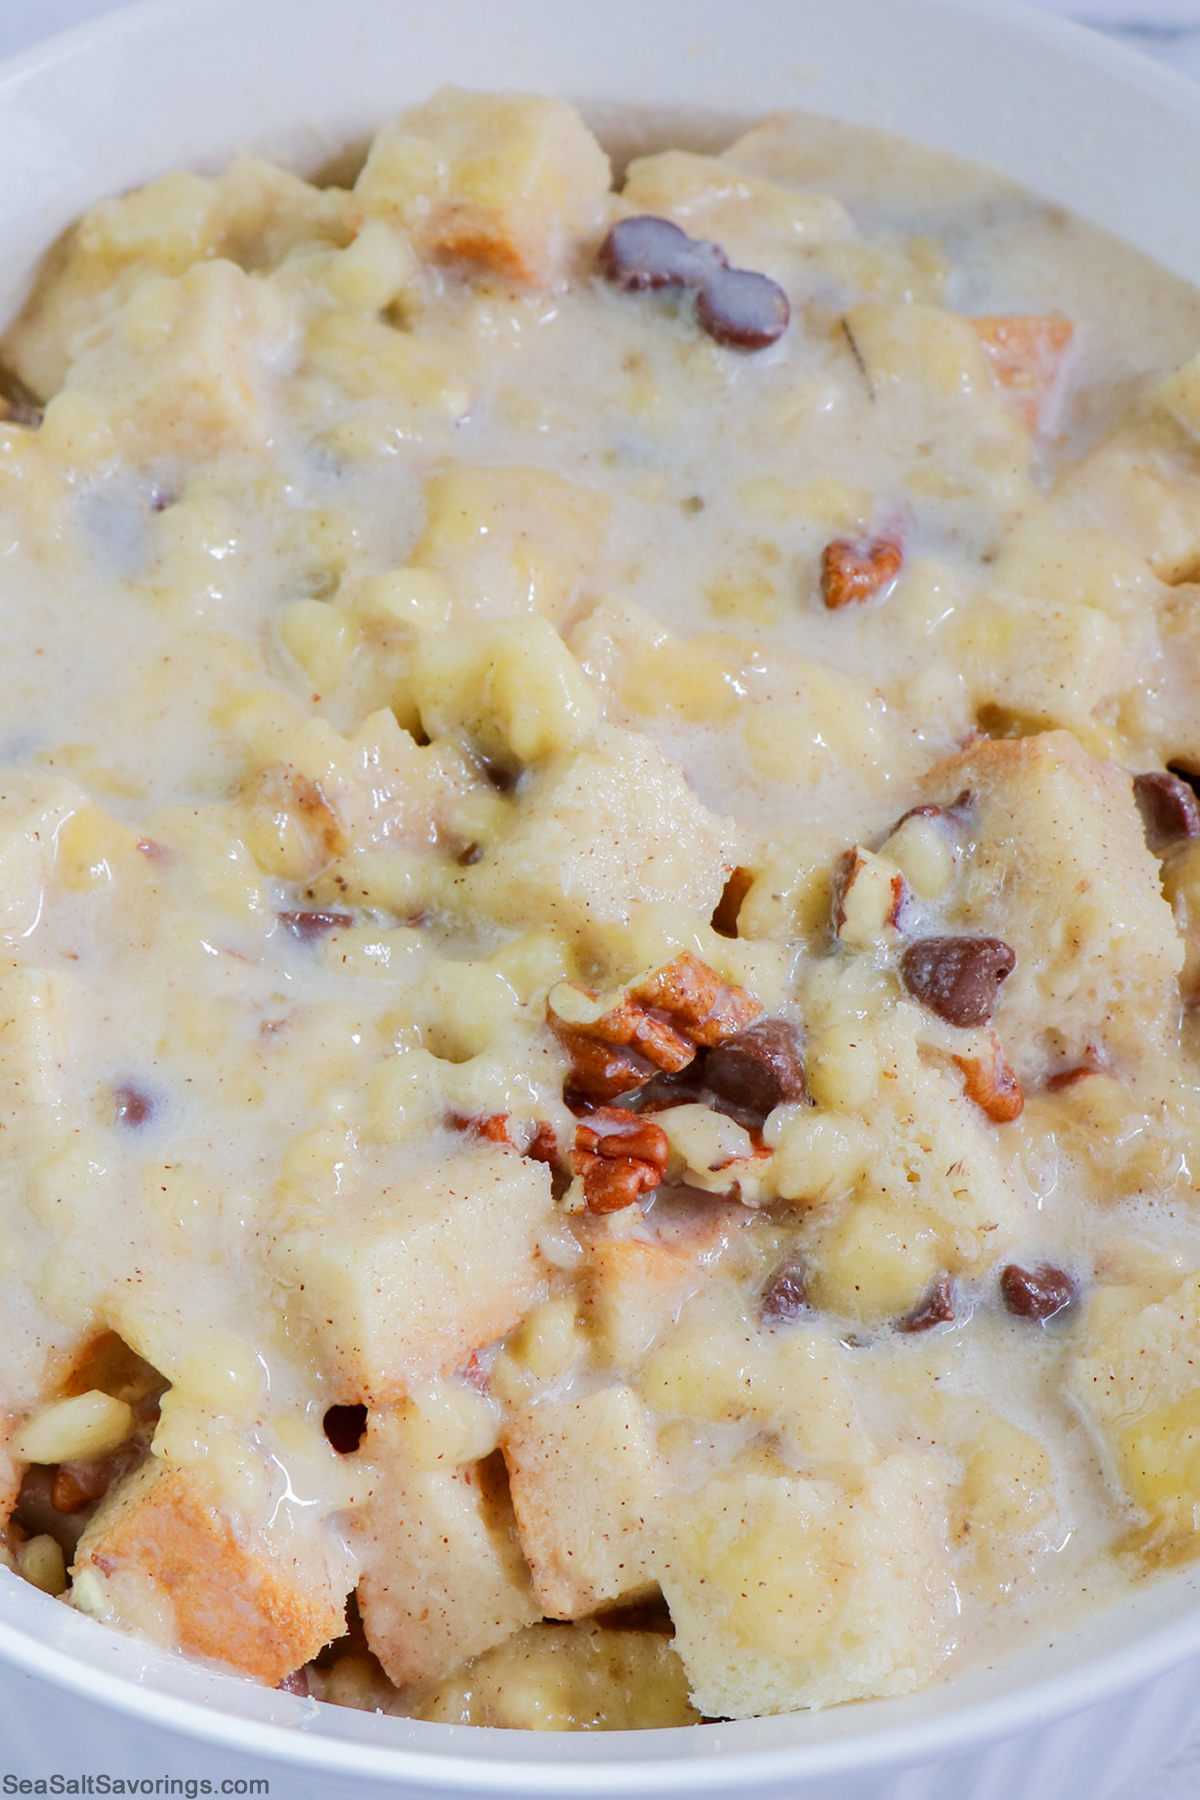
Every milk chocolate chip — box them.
[599,215,723,290]
[599,216,789,352]
[1133,770,1200,851]
[697,266,790,351]
[323,1404,368,1454]
[705,1018,806,1126]
[901,936,1015,1028]
[761,1259,810,1323]
[898,1277,955,1334]
[999,1263,1077,1322]
[278,909,353,942]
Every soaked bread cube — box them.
[1071,1272,1200,1544]
[71,1460,348,1686]
[273,1147,555,1400]
[58,260,287,460]
[468,725,741,941]
[503,1386,661,1619]
[658,1454,956,1717]
[5,156,347,401]
[0,773,84,938]
[353,88,611,288]
[408,466,611,626]
[919,731,1180,1074]
[354,1411,538,1687]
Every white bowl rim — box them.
[2,0,1200,1785]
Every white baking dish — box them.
[2,0,1200,1793]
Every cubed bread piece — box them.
[57,260,286,460]
[71,1460,347,1685]
[0,772,83,938]
[411,618,598,769]
[408,467,611,626]
[3,156,347,401]
[466,725,741,941]
[354,1411,538,1687]
[1147,585,1200,771]
[503,1386,661,1619]
[1054,410,1200,586]
[582,1216,737,1369]
[272,1146,555,1401]
[658,1454,956,1717]
[919,732,1180,1074]
[1070,1272,1200,1542]
[620,150,849,272]
[353,88,611,288]
[0,964,72,1142]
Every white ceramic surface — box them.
[3,0,1200,1792]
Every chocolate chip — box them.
[898,1277,955,1333]
[114,1084,154,1128]
[999,1263,1077,1322]
[323,1404,367,1454]
[278,909,353,943]
[761,1259,810,1323]
[599,215,724,291]
[696,265,790,351]
[705,1018,806,1127]
[1134,771,1200,851]
[901,937,1015,1028]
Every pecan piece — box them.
[572,1106,668,1214]
[1134,770,1200,852]
[712,866,755,939]
[50,1460,116,1515]
[901,936,1015,1029]
[549,953,762,1099]
[629,952,762,1047]
[999,1262,1077,1322]
[821,537,902,609]
[954,1034,1024,1123]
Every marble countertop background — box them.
[1,0,1200,1794]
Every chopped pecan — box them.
[50,1460,116,1514]
[629,953,762,1047]
[954,1034,1024,1123]
[712,865,755,939]
[1045,1043,1108,1092]
[574,1156,662,1214]
[572,1106,668,1214]
[549,953,762,1100]
[821,537,902,610]
[833,846,907,945]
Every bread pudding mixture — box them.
[3,89,1200,1728]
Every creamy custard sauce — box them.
[2,90,1200,1729]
